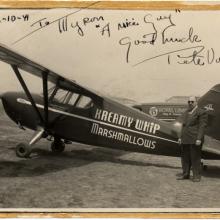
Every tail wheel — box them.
[16,143,31,158]
[201,162,208,171]
[51,139,65,153]
[203,165,208,171]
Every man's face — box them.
[188,100,197,110]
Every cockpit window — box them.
[48,85,55,97]
[53,89,70,104]
[76,96,93,108]
[50,87,93,109]
[68,93,80,106]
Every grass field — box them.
[0,113,220,208]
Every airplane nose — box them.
[0,92,8,107]
[0,92,8,101]
[0,93,5,101]
[0,92,22,122]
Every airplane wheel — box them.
[51,139,65,153]
[16,143,31,158]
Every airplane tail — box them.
[198,84,220,141]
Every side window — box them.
[76,95,93,108]
[50,87,93,109]
[53,89,70,104]
[68,93,80,106]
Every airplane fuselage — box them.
[2,91,220,160]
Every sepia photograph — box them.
[0,2,220,212]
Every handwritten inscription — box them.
[0,14,29,23]
[118,18,139,30]
[31,18,49,28]
[11,9,220,67]
[119,13,205,65]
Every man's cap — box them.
[188,96,196,102]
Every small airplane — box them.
[0,43,220,162]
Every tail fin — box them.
[198,84,220,141]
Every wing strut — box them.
[11,64,44,125]
[42,71,49,129]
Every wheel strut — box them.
[15,128,45,158]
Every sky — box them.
[0,9,220,103]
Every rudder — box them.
[198,84,220,141]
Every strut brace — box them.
[11,64,45,126]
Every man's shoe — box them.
[192,177,201,182]
[176,175,190,180]
[176,173,184,177]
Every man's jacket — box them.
[180,106,208,145]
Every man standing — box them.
[177,96,208,182]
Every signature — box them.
[132,46,220,66]
[133,46,205,66]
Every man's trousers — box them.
[181,144,202,178]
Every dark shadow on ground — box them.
[72,148,180,169]
[0,149,92,178]
[202,165,220,178]
[0,147,179,178]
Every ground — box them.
[0,113,220,209]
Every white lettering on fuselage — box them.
[91,123,156,149]
[94,108,134,128]
[135,119,161,134]
[94,108,160,135]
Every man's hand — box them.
[178,138,182,145]
[196,139,202,146]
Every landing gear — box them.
[51,138,65,153]
[15,130,65,158]
[16,143,31,158]
[15,128,44,158]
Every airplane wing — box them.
[0,43,106,129]
[0,43,101,99]
[0,44,60,83]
